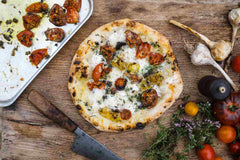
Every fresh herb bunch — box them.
[143,102,221,160]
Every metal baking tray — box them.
[0,0,93,107]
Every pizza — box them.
[68,18,183,132]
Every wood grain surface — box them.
[1,0,240,159]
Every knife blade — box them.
[28,90,122,160]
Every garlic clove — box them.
[210,40,232,61]
[228,8,240,27]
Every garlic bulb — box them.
[169,20,232,61]
[229,8,240,48]
[184,43,239,92]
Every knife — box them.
[28,90,122,160]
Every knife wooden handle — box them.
[28,90,77,132]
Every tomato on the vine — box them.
[197,144,215,160]
[232,55,240,73]
[217,125,236,143]
[229,141,240,155]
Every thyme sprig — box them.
[143,102,220,160]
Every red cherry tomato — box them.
[229,141,240,155]
[197,144,215,160]
[92,63,103,82]
[232,55,240,73]
[217,125,236,144]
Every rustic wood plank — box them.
[1,0,240,159]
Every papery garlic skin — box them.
[229,8,240,27]
[190,43,213,65]
[210,40,232,61]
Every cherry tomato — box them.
[23,14,41,30]
[120,109,132,120]
[45,28,65,42]
[229,141,240,155]
[100,45,114,63]
[66,7,79,23]
[17,30,34,47]
[92,63,103,82]
[136,42,151,59]
[148,52,165,65]
[232,55,240,73]
[184,102,199,116]
[214,157,222,160]
[217,125,236,143]
[87,81,105,91]
[25,2,48,13]
[125,30,142,48]
[115,78,127,90]
[63,0,82,12]
[49,4,66,26]
[29,49,48,67]
[141,89,158,108]
[197,144,215,160]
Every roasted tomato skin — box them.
[229,141,240,155]
[136,42,151,59]
[29,49,48,67]
[115,78,127,91]
[148,52,165,65]
[213,92,240,125]
[197,144,215,160]
[64,0,82,12]
[141,89,158,108]
[120,109,132,120]
[66,7,79,23]
[45,28,65,42]
[25,2,48,13]
[23,14,41,30]
[87,81,105,91]
[125,30,142,48]
[17,30,34,47]
[92,63,103,82]
[100,45,114,63]
[49,4,67,26]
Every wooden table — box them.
[1,0,239,159]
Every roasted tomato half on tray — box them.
[29,49,48,67]
[49,4,66,26]
[23,14,41,30]
[45,28,65,42]
[66,7,79,23]
[63,0,82,12]
[17,30,34,47]
[25,2,48,13]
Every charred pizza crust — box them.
[68,18,183,132]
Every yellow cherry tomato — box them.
[184,102,199,116]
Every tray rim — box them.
[0,0,94,107]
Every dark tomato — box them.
[197,144,215,160]
[25,2,48,13]
[213,92,240,125]
[141,89,158,108]
[29,49,48,67]
[115,78,127,90]
[23,14,41,30]
[100,45,114,63]
[125,30,142,48]
[49,4,67,26]
[148,52,165,65]
[120,109,132,120]
[17,30,34,47]
[87,81,105,91]
[45,28,65,42]
[63,0,82,12]
[66,7,79,23]
[92,63,103,82]
[229,141,240,155]
[136,42,151,59]
[232,55,240,73]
